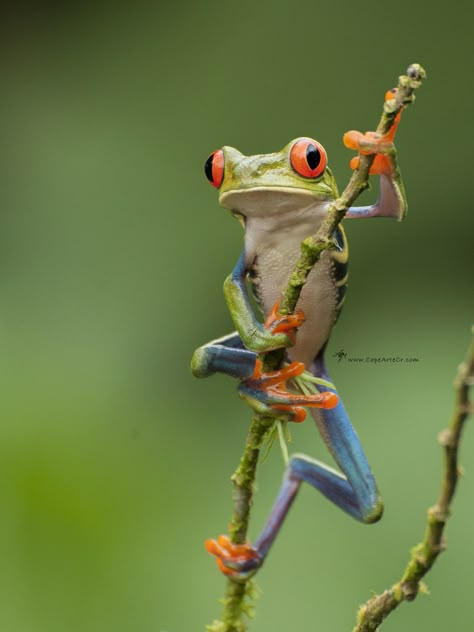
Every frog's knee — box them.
[362,496,384,524]
[191,347,213,378]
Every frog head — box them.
[204,138,338,218]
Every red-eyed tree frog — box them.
[192,89,406,578]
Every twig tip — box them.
[406,63,427,80]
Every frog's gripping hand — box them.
[344,88,401,174]
[343,88,407,221]
[263,300,305,345]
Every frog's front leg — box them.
[206,353,383,578]
[191,250,292,380]
[343,89,407,221]
[191,249,300,382]
[223,251,298,353]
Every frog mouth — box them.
[219,186,331,217]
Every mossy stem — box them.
[353,328,474,631]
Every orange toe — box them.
[252,360,305,386]
[272,404,307,423]
[369,154,393,175]
[385,87,397,102]
[343,130,365,151]
[264,301,305,334]
[314,391,339,410]
[349,156,360,170]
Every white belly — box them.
[244,203,338,367]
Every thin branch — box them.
[353,328,474,631]
[207,64,426,632]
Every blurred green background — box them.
[0,2,472,631]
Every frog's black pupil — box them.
[306,144,321,171]
[205,154,214,182]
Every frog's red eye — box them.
[205,150,224,188]
[290,138,327,178]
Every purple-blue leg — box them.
[191,331,256,380]
[207,352,383,576]
[345,173,406,220]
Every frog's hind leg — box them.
[301,351,383,525]
[191,332,256,380]
[252,365,383,565]
[205,352,383,577]
[192,334,337,420]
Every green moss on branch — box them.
[353,329,474,631]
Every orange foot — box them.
[241,358,338,423]
[264,301,305,345]
[205,535,261,577]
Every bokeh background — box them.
[0,2,472,631]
